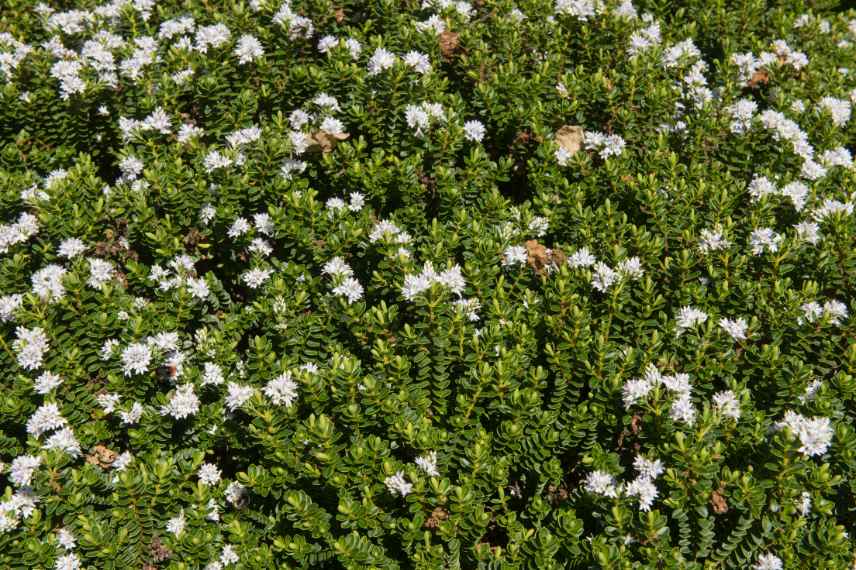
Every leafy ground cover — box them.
[1,0,856,568]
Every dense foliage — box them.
[2,0,856,568]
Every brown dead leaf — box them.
[525,239,550,274]
[546,484,569,506]
[308,130,350,153]
[711,488,729,514]
[630,414,642,435]
[439,31,460,59]
[555,125,584,158]
[550,249,567,267]
[424,506,449,529]
[86,445,118,469]
[150,536,172,562]
[334,7,345,22]
[747,69,769,89]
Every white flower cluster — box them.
[13,326,50,370]
[384,471,413,497]
[322,257,364,304]
[263,372,299,407]
[583,455,665,512]
[776,411,834,457]
[326,192,365,215]
[754,553,783,570]
[554,0,603,20]
[749,227,783,255]
[415,451,440,477]
[401,262,465,301]
[627,18,661,57]
[625,455,665,511]
[0,212,39,254]
[160,384,200,419]
[675,306,708,335]
[118,107,172,141]
[590,257,643,292]
[799,300,849,326]
[404,102,445,135]
[622,364,697,425]
[718,317,749,341]
[0,483,39,534]
[369,219,413,246]
[584,130,626,159]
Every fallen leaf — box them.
[424,506,449,529]
[308,130,350,153]
[747,69,769,89]
[439,31,460,59]
[631,413,642,435]
[525,239,550,274]
[86,444,118,469]
[711,488,729,514]
[555,125,584,158]
[334,7,345,22]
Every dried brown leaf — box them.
[308,130,350,153]
[711,488,729,514]
[439,31,460,58]
[555,125,584,157]
[747,69,769,89]
[525,239,550,274]
[85,444,118,469]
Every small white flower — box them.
[57,238,86,258]
[713,390,741,420]
[698,228,730,253]
[367,47,396,75]
[591,262,619,292]
[633,456,664,481]
[625,476,658,511]
[9,455,42,487]
[502,245,528,267]
[719,317,748,341]
[583,470,620,498]
[56,528,76,550]
[34,372,63,394]
[225,382,254,411]
[332,277,364,304]
[167,510,186,536]
[26,402,67,438]
[463,120,486,142]
[415,451,439,477]
[121,343,152,376]
[202,362,225,386]
[234,34,264,64]
[225,481,247,506]
[0,294,23,322]
[263,372,299,406]
[403,50,431,74]
[675,306,708,334]
[96,392,121,414]
[54,553,81,570]
[241,268,273,289]
[120,402,144,425]
[13,326,50,370]
[87,258,114,288]
[384,471,413,497]
[31,264,67,302]
[199,463,222,486]
[160,384,200,419]
[220,544,239,566]
[567,247,596,268]
[754,553,783,570]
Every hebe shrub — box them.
[1,0,856,568]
